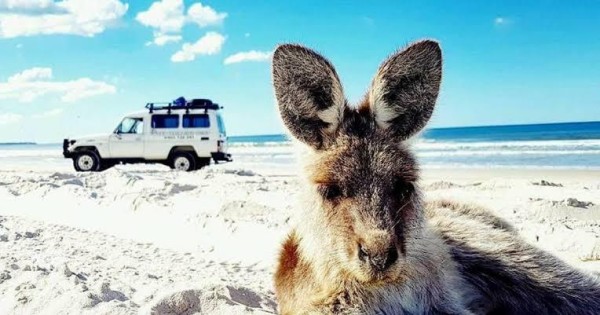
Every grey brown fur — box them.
[428,202,600,314]
[272,40,600,314]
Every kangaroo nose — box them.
[358,244,398,271]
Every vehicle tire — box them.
[74,151,101,172]
[171,152,196,172]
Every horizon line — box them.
[228,120,600,138]
[2,120,598,145]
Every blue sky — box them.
[0,0,599,142]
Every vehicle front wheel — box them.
[171,152,196,172]
[74,151,101,172]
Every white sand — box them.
[0,162,599,314]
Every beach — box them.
[1,147,599,314]
[1,122,600,314]
[1,0,598,312]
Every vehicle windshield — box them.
[115,118,143,134]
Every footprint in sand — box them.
[142,285,276,315]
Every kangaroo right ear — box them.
[368,40,442,140]
[272,44,345,150]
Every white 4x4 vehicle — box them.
[63,98,232,172]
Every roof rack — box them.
[145,98,222,114]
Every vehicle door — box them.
[182,113,213,155]
[145,113,181,160]
[109,117,145,158]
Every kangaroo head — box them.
[273,40,442,282]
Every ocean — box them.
[228,121,600,169]
[1,121,599,170]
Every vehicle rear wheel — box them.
[171,152,196,172]
[74,151,101,172]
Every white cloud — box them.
[8,67,52,82]
[135,0,184,34]
[224,50,272,65]
[0,113,23,125]
[61,78,116,101]
[0,0,54,10]
[494,17,511,26]
[187,2,226,27]
[33,108,64,118]
[0,0,129,38]
[136,0,226,46]
[171,32,225,62]
[0,67,116,102]
[145,32,182,46]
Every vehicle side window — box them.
[216,114,226,136]
[152,115,179,129]
[182,114,210,128]
[132,118,144,134]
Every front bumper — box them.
[63,139,74,158]
[211,152,232,162]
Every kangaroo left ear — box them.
[272,44,346,150]
[368,40,442,139]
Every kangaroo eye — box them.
[393,180,414,198]
[318,184,343,200]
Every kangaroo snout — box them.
[357,231,399,272]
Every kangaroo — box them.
[271,40,600,314]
